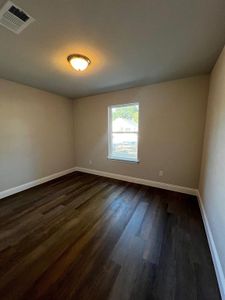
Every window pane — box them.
[112,104,138,132]
[111,133,138,160]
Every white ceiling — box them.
[0,0,225,98]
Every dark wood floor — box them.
[0,172,221,300]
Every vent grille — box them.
[0,1,34,34]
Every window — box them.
[108,103,139,162]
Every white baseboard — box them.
[75,166,197,195]
[197,191,225,300]
[0,167,77,199]
[0,166,197,199]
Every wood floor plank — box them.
[0,172,221,300]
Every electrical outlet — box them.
[159,170,164,177]
[89,160,92,165]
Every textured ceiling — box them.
[0,0,225,98]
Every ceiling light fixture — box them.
[67,54,91,71]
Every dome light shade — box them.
[67,54,91,71]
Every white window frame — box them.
[108,102,139,163]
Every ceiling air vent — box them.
[0,1,34,34]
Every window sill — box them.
[107,156,140,164]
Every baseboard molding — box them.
[0,167,77,199]
[197,191,225,300]
[75,166,197,195]
[0,166,197,199]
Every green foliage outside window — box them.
[112,105,138,123]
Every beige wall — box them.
[73,75,209,188]
[0,79,75,192]
[199,47,225,277]
[0,75,210,193]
